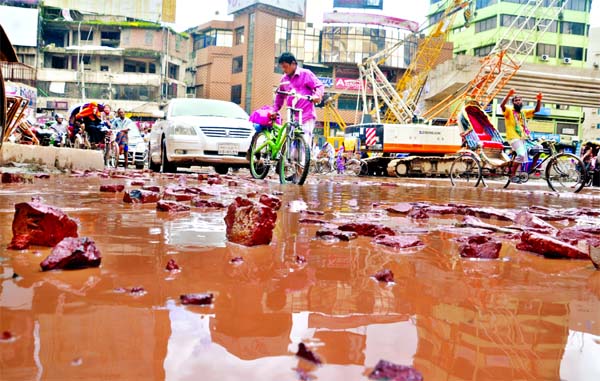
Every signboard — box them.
[531,132,559,142]
[528,119,555,133]
[43,0,176,23]
[334,77,363,91]
[227,0,305,17]
[333,0,384,10]
[0,6,39,47]
[323,12,418,32]
[317,77,333,88]
[5,81,37,121]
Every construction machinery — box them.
[346,0,569,177]
[322,93,347,150]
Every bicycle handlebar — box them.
[275,89,313,102]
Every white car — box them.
[148,98,253,174]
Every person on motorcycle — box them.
[318,141,335,171]
[50,113,68,146]
[113,108,133,168]
[76,102,103,145]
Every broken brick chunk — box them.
[191,198,226,209]
[142,185,161,193]
[296,343,322,365]
[369,359,423,381]
[1,173,32,184]
[157,200,191,213]
[40,237,101,271]
[259,194,282,210]
[316,229,357,241]
[459,235,502,259]
[338,223,395,237]
[230,257,244,265]
[123,190,161,204]
[165,259,180,271]
[372,269,394,283]
[517,232,589,260]
[9,201,78,250]
[224,197,277,246]
[99,184,125,193]
[163,189,194,202]
[180,293,214,306]
[299,218,328,225]
[407,207,429,219]
[373,235,424,249]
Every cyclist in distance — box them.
[274,52,324,144]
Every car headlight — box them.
[172,125,197,136]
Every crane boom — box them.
[423,0,570,123]
[384,0,472,123]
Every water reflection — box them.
[1,175,599,380]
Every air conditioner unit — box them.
[540,54,549,61]
[563,57,572,64]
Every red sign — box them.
[334,77,364,91]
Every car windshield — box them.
[127,124,142,139]
[170,99,249,119]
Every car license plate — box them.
[218,143,239,155]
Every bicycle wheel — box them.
[482,163,512,189]
[450,154,482,187]
[545,153,586,193]
[279,135,310,185]
[249,131,271,179]
[345,159,363,176]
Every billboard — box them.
[323,12,419,32]
[227,0,306,17]
[0,5,39,47]
[333,0,384,10]
[43,0,176,23]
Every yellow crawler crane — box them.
[383,0,472,123]
[323,94,348,150]
[423,0,570,124]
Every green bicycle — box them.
[249,89,311,185]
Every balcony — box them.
[37,68,161,86]
[0,62,36,88]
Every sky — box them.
[174,0,600,32]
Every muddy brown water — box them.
[1,173,599,381]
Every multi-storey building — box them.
[188,1,425,141]
[428,0,595,150]
[583,26,600,142]
[1,2,189,119]
[36,6,189,117]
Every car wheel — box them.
[214,165,229,175]
[161,140,177,173]
[148,144,160,172]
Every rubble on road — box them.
[9,200,78,250]
[224,197,277,246]
[40,237,101,271]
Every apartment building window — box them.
[475,17,496,33]
[232,56,243,73]
[557,123,578,135]
[500,14,534,29]
[536,43,556,57]
[475,0,496,9]
[560,46,584,61]
[275,18,308,65]
[168,63,180,80]
[235,27,245,45]
[566,0,587,11]
[231,85,242,104]
[429,11,443,26]
[124,60,147,73]
[51,56,67,69]
[46,30,68,48]
[149,63,156,73]
[538,19,558,33]
[101,65,109,72]
[193,29,233,50]
[80,30,93,42]
[474,44,494,57]
[596,123,600,129]
[101,31,120,48]
[561,21,586,36]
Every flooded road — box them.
[1,172,599,381]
